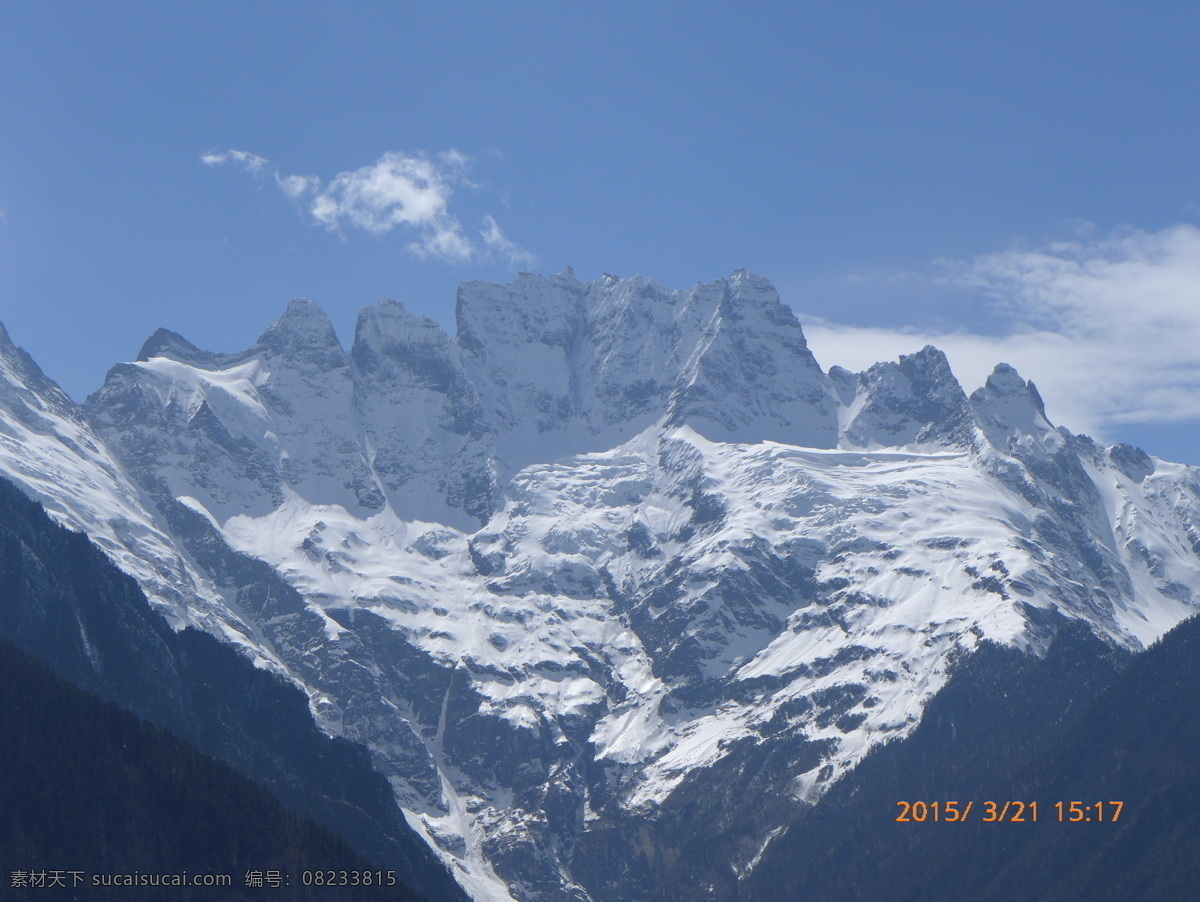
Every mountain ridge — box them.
[2,269,1198,900]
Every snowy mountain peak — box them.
[839,344,973,449]
[0,322,76,419]
[353,299,462,388]
[456,270,586,364]
[1108,442,1156,483]
[352,298,500,525]
[255,298,346,369]
[10,268,1200,902]
[970,362,1063,455]
[136,327,217,366]
[664,271,837,446]
[722,267,790,309]
[454,270,839,472]
[0,318,236,633]
[984,362,1047,413]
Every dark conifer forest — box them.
[0,635,422,900]
[742,616,1200,901]
[0,476,466,901]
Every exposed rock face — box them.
[969,362,1061,456]
[0,322,223,627]
[354,299,502,525]
[0,477,468,901]
[838,345,974,449]
[89,297,500,529]
[456,269,838,475]
[1,270,1198,901]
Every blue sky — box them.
[2,2,1198,462]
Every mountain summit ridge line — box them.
[1,269,1198,901]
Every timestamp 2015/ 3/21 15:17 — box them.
[895,801,1125,823]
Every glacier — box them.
[1,269,1198,901]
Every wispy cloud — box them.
[201,148,533,266]
[201,149,269,174]
[801,224,1200,441]
[308,152,474,262]
[481,214,536,268]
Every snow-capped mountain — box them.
[0,321,250,640]
[3,269,1199,901]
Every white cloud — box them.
[409,220,474,265]
[306,152,478,264]
[201,149,269,173]
[437,148,472,177]
[202,148,532,266]
[275,172,320,200]
[481,214,536,268]
[801,224,1200,441]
